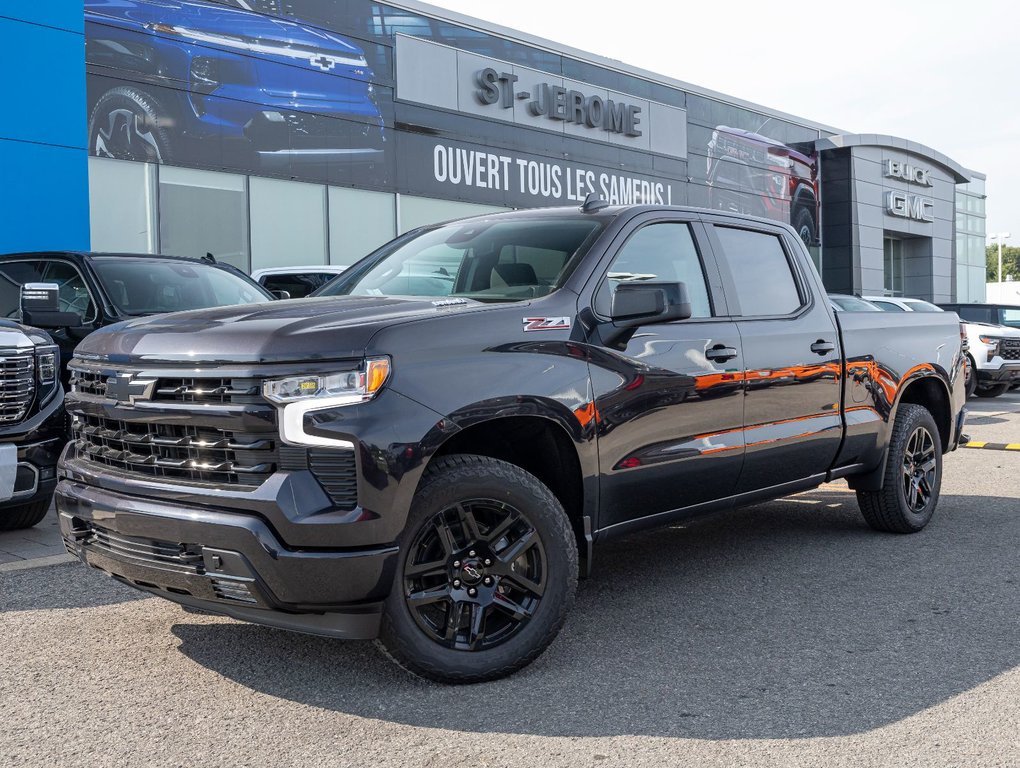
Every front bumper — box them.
[56,480,397,640]
[976,363,1020,384]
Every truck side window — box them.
[0,261,45,318]
[714,226,803,317]
[957,306,992,324]
[596,222,713,318]
[40,262,97,322]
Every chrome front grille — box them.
[153,377,262,405]
[1001,341,1020,362]
[68,367,107,398]
[73,414,277,487]
[0,353,35,423]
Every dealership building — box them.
[2,0,987,302]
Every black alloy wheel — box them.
[403,499,546,652]
[856,403,943,533]
[901,426,937,513]
[378,455,577,684]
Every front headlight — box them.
[37,347,58,385]
[264,358,391,404]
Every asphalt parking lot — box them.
[2,393,1018,767]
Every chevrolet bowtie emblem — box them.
[105,373,157,405]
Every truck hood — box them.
[0,319,54,351]
[74,296,490,365]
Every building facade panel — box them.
[0,0,983,305]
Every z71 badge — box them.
[523,317,571,332]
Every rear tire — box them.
[377,454,577,684]
[964,355,978,399]
[856,404,942,534]
[0,498,50,531]
[975,383,1011,398]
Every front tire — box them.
[975,382,1011,398]
[0,498,50,531]
[964,355,978,398]
[856,404,942,533]
[377,455,577,684]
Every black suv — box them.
[0,319,64,530]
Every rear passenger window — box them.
[714,227,802,316]
[596,222,713,318]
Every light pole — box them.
[989,232,1011,285]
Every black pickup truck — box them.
[0,319,65,530]
[57,202,967,683]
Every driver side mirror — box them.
[602,281,692,350]
[20,283,83,330]
[271,290,292,300]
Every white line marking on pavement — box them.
[0,554,73,573]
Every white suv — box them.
[864,296,1020,398]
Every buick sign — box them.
[885,160,933,187]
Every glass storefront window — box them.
[884,237,904,295]
[158,167,249,272]
[249,178,328,272]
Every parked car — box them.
[252,266,349,300]
[0,316,65,530]
[829,294,882,312]
[864,296,944,313]
[866,296,1019,398]
[57,202,966,683]
[84,0,386,170]
[0,251,275,380]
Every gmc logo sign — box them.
[886,191,935,222]
[885,160,933,187]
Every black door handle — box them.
[811,340,836,355]
[706,345,738,362]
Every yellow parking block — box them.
[964,441,1020,451]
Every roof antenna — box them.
[581,192,609,213]
[202,252,217,264]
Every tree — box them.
[986,245,1020,282]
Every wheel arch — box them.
[847,371,953,492]
[421,406,596,572]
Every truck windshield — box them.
[315,217,605,302]
[92,258,273,316]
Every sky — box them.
[428,0,1019,243]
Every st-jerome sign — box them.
[475,68,643,137]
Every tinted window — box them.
[957,306,994,323]
[92,259,271,315]
[871,300,907,312]
[715,227,802,316]
[41,262,97,322]
[596,222,712,318]
[0,261,43,318]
